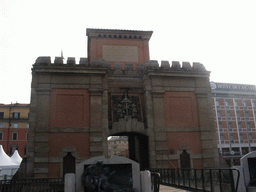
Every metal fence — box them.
[151,172,161,192]
[0,178,64,192]
[150,168,240,192]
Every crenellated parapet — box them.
[33,56,208,77]
[34,56,90,66]
[145,60,206,71]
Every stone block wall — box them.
[27,57,219,177]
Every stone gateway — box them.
[27,28,219,178]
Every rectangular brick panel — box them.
[48,133,90,158]
[164,92,199,127]
[49,89,89,128]
[48,163,60,178]
[166,132,202,155]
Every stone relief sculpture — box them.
[81,161,137,192]
[117,93,137,118]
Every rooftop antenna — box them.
[61,49,65,61]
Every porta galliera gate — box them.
[27,29,219,178]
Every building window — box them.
[235,100,238,107]
[26,132,28,140]
[222,148,230,155]
[245,111,249,118]
[228,122,232,129]
[243,100,247,107]
[12,132,18,140]
[242,147,249,155]
[229,132,234,143]
[220,132,224,141]
[0,123,3,128]
[238,122,242,129]
[216,99,220,106]
[0,132,3,140]
[13,123,18,128]
[225,100,229,106]
[13,112,20,119]
[27,123,29,128]
[240,132,244,143]
[219,121,223,129]
[217,110,221,117]
[252,101,256,107]
[236,110,240,118]
[249,133,253,142]
[226,110,231,117]
[232,147,240,155]
[0,112,4,119]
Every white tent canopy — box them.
[11,150,22,165]
[0,145,20,180]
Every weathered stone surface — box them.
[67,57,76,65]
[28,29,219,178]
[172,61,181,69]
[35,56,51,65]
[193,62,206,71]
[182,62,192,70]
[54,57,63,65]
[161,60,170,69]
[79,57,88,65]
[145,60,159,69]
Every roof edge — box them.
[86,28,153,40]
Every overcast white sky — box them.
[1,0,256,104]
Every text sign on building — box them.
[102,45,139,62]
[211,82,256,93]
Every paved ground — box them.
[160,185,192,192]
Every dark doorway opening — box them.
[108,132,149,170]
[180,150,191,169]
[63,152,75,178]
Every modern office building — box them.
[0,103,30,157]
[211,82,256,166]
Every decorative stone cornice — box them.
[86,28,153,40]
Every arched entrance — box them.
[180,150,191,168]
[108,132,149,170]
[63,152,75,177]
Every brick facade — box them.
[0,103,29,157]
[27,29,219,178]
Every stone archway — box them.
[109,132,149,170]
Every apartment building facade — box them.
[0,103,29,157]
[108,136,129,158]
[211,82,256,166]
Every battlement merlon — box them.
[86,28,153,40]
[33,57,210,78]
